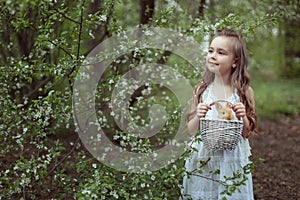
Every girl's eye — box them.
[208,49,213,53]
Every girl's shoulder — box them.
[193,82,208,97]
[246,86,254,94]
[194,82,205,92]
[246,86,255,100]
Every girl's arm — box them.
[244,86,256,138]
[242,115,251,138]
[232,87,256,138]
[187,115,200,135]
[187,103,211,135]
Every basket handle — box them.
[209,99,233,107]
[208,100,242,121]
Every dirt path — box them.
[250,115,300,200]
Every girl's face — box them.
[206,36,237,78]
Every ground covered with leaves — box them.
[251,115,300,199]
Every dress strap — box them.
[231,88,240,103]
[201,84,213,104]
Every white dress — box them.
[181,84,254,200]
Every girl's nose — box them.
[210,51,217,59]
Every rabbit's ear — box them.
[226,102,231,109]
[215,102,222,111]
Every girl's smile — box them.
[205,36,236,79]
[207,61,219,66]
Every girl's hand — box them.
[232,102,253,138]
[196,103,211,119]
[231,102,246,119]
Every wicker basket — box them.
[199,100,243,151]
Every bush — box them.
[0,0,291,199]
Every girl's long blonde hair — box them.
[188,29,257,133]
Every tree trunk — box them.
[140,0,155,24]
[198,0,206,18]
[86,0,116,52]
[282,4,300,77]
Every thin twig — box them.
[48,136,80,175]
[66,0,85,93]
[26,76,53,99]
[53,7,81,24]
[189,172,229,186]
[47,39,74,59]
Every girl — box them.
[181,29,257,200]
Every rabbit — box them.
[215,102,234,120]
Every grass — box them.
[252,78,300,120]
[248,32,300,121]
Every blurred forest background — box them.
[0,0,299,199]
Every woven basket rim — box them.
[200,118,243,123]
